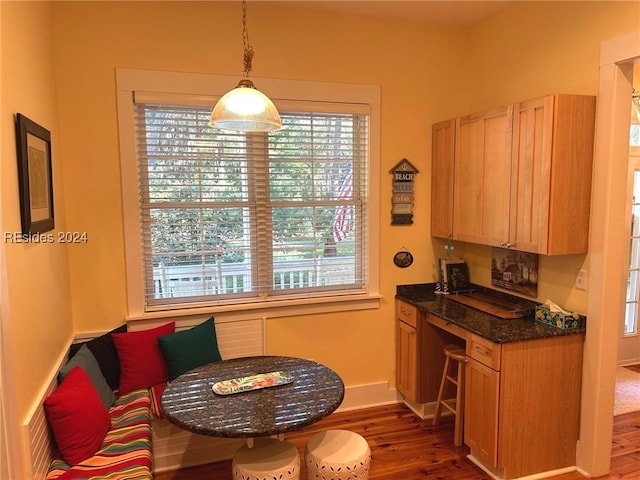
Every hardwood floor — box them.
[154,403,640,480]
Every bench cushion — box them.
[46,388,152,480]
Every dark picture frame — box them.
[393,250,414,268]
[15,113,54,234]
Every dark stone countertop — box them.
[396,283,586,344]
[161,355,344,438]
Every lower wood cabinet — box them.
[465,355,500,467]
[464,333,584,479]
[395,301,426,403]
[395,300,584,479]
[395,303,465,405]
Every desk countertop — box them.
[396,283,585,344]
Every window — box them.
[630,124,640,147]
[116,69,380,316]
[626,169,640,335]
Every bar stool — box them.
[432,344,466,446]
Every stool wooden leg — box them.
[432,357,450,426]
[453,359,465,446]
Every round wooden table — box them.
[160,355,345,438]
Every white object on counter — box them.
[541,299,570,314]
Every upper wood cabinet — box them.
[510,95,595,254]
[431,119,456,238]
[431,94,596,255]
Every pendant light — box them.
[209,0,282,132]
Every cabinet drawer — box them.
[396,301,418,328]
[467,334,501,370]
[425,313,467,340]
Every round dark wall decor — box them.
[393,250,413,268]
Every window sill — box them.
[125,293,382,324]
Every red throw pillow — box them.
[112,322,175,395]
[44,366,110,465]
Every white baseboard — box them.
[336,381,402,412]
[153,381,402,473]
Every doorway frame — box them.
[578,29,640,476]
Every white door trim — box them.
[578,29,640,476]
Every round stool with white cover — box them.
[304,429,371,480]
[232,437,300,480]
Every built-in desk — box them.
[395,283,585,480]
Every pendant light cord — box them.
[242,0,254,79]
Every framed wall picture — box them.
[491,247,538,297]
[15,113,54,234]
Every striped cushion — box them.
[148,382,167,418]
[46,389,152,480]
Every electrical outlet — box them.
[575,269,587,290]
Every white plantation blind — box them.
[133,99,369,308]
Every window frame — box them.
[116,68,381,320]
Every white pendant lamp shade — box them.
[210,78,282,132]
[209,0,282,133]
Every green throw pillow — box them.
[158,317,222,380]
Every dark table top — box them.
[160,355,345,438]
[396,283,586,344]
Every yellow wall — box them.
[1,0,73,427]
[434,1,640,313]
[50,1,469,385]
[49,1,638,382]
[1,3,638,473]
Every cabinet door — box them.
[464,357,500,468]
[510,96,553,253]
[396,319,418,401]
[545,94,595,254]
[454,107,513,246]
[511,94,595,254]
[431,119,456,238]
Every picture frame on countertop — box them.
[445,261,470,292]
[15,113,54,235]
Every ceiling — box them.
[267,1,517,27]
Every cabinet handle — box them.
[474,345,491,356]
[400,307,412,316]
